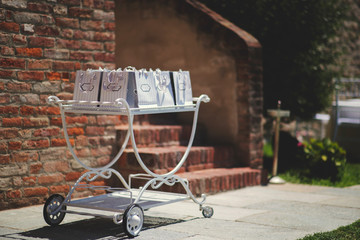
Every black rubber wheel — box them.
[202,206,214,218]
[123,204,144,238]
[43,194,67,226]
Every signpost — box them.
[267,101,290,184]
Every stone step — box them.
[115,125,189,148]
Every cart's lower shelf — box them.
[67,189,189,213]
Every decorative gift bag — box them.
[125,67,158,108]
[73,69,102,102]
[172,70,193,105]
[154,69,175,107]
[100,68,129,107]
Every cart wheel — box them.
[43,194,67,226]
[123,204,144,238]
[202,206,214,218]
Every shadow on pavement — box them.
[1,216,185,240]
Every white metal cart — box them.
[43,94,214,238]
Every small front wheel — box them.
[43,194,67,226]
[123,204,144,238]
[202,206,214,218]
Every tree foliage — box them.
[200,0,350,119]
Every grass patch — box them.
[279,163,360,187]
[299,219,360,240]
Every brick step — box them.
[115,125,190,148]
[116,145,235,174]
[124,167,261,197]
[176,167,261,196]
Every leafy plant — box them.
[302,138,346,181]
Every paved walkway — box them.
[1,183,359,240]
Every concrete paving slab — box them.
[0,183,359,240]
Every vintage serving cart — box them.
[43,94,214,237]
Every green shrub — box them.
[302,138,346,181]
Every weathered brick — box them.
[8,141,22,150]
[67,127,84,136]
[29,162,42,174]
[36,106,60,115]
[94,32,115,41]
[28,59,52,70]
[27,2,53,13]
[50,185,70,194]
[59,0,81,6]
[6,189,22,199]
[93,10,114,21]
[0,128,19,139]
[1,46,15,56]
[33,81,61,93]
[0,22,19,32]
[19,94,40,104]
[23,117,49,127]
[2,0,27,9]
[38,173,64,185]
[69,51,92,61]
[81,40,103,50]
[104,22,115,32]
[65,171,82,181]
[13,12,42,24]
[68,7,93,18]
[28,36,55,48]
[86,126,105,135]
[0,142,7,153]
[0,106,19,114]
[94,52,115,62]
[17,71,44,81]
[104,1,115,11]
[44,49,69,59]
[0,70,16,78]
[11,151,39,162]
[20,106,35,115]
[6,82,31,92]
[53,5,67,15]
[80,20,103,30]
[33,128,60,137]
[16,48,43,58]
[22,176,37,186]
[53,61,76,70]
[22,139,49,150]
[0,154,10,164]
[73,30,92,40]
[43,160,70,173]
[35,25,60,36]
[22,23,35,34]
[0,58,26,69]
[61,29,74,39]
[12,34,27,45]
[24,187,48,197]
[51,138,75,147]
[2,117,22,127]
[46,72,62,81]
[55,17,79,28]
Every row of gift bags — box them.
[73,67,193,108]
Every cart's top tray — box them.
[48,95,209,115]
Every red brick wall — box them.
[0,0,117,209]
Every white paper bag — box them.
[154,69,175,107]
[100,69,128,107]
[125,67,158,108]
[172,70,193,105]
[73,70,102,102]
